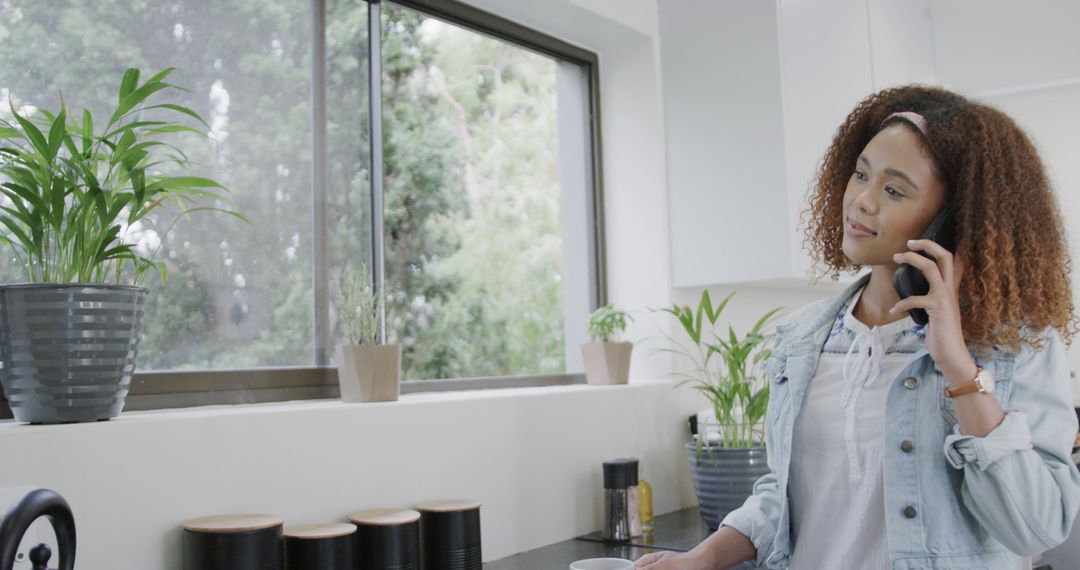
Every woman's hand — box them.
[890,238,976,378]
[633,550,713,569]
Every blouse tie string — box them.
[841,326,886,484]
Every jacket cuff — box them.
[943,410,1034,471]
[720,509,776,567]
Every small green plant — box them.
[588,304,632,342]
[335,264,382,345]
[658,291,782,449]
[0,67,246,285]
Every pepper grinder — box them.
[602,458,637,540]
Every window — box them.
[0,0,602,412]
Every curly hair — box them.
[801,85,1077,355]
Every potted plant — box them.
[659,291,782,529]
[0,68,244,424]
[582,304,633,385]
[333,265,400,402]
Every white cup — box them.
[569,558,634,570]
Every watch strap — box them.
[943,365,984,398]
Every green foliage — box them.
[335,264,381,346]
[588,304,632,342]
[660,291,783,448]
[0,67,246,285]
[137,255,216,369]
[379,6,566,379]
[1,0,568,376]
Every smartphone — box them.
[891,202,957,325]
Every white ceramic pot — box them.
[334,343,401,402]
[581,341,632,385]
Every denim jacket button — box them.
[903,505,918,518]
[900,439,914,453]
[903,377,919,390]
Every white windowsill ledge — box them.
[0,379,675,435]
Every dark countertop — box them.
[577,506,711,552]
[482,540,662,569]
[484,507,716,570]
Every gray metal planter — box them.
[0,284,147,423]
[686,442,771,531]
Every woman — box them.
[635,85,1080,569]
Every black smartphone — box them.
[891,202,957,325]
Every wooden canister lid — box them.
[284,523,357,539]
[349,508,421,526]
[181,514,284,533]
[414,499,481,513]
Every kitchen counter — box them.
[484,496,1080,569]
[484,507,742,570]
[483,539,661,569]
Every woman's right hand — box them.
[632,550,713,569]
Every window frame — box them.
[0,0,605,418]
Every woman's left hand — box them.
[890,239,975,378]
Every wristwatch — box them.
[943,365,995,398]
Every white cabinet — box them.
[660,0,934,289]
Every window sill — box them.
[0,379,672,433]
[0,369,590,419]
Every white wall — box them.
[660,0,791,287]
[0,384,706,569]
[930,0,1080,385]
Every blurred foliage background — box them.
[0,0,566,379]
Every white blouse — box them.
[788,284,925,569]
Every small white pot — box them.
[581,341,632,385]
[334,343,401,402]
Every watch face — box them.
[979,368,995,394]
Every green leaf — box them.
[46,103,66,159]
[145,176,226,192]
[145,103,211,130]
[710,292,734,325]
[108,81,171,128]
[145,67,178,85]
[750,306,785,335]
[9,102,50,159]
[0,215,32,250]
[143,125,204,137]
[1,182,45,212]
[0,205,32,227]
[101,121,169,141]
[176,206,253,225]
[49,177,65,230]
[81,109,93,154]
[119,68,140,102]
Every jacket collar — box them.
[785,271,957,371]
[786,272,873,347]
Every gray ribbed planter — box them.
[0,284,147,424]
[686,442,770,530]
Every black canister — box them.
[348,508,421,570]
[415,499,481,570]
[181,514,284,570]
[284,523,357,570]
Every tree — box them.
[0,0,567,379]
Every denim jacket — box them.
[720,273,1080,569]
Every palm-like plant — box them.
[0,67,246,285]
[660,291,783,448]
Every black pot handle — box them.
[0,489,76,570]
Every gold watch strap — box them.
[943,365,983,398]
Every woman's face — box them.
[841,124,949,267]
